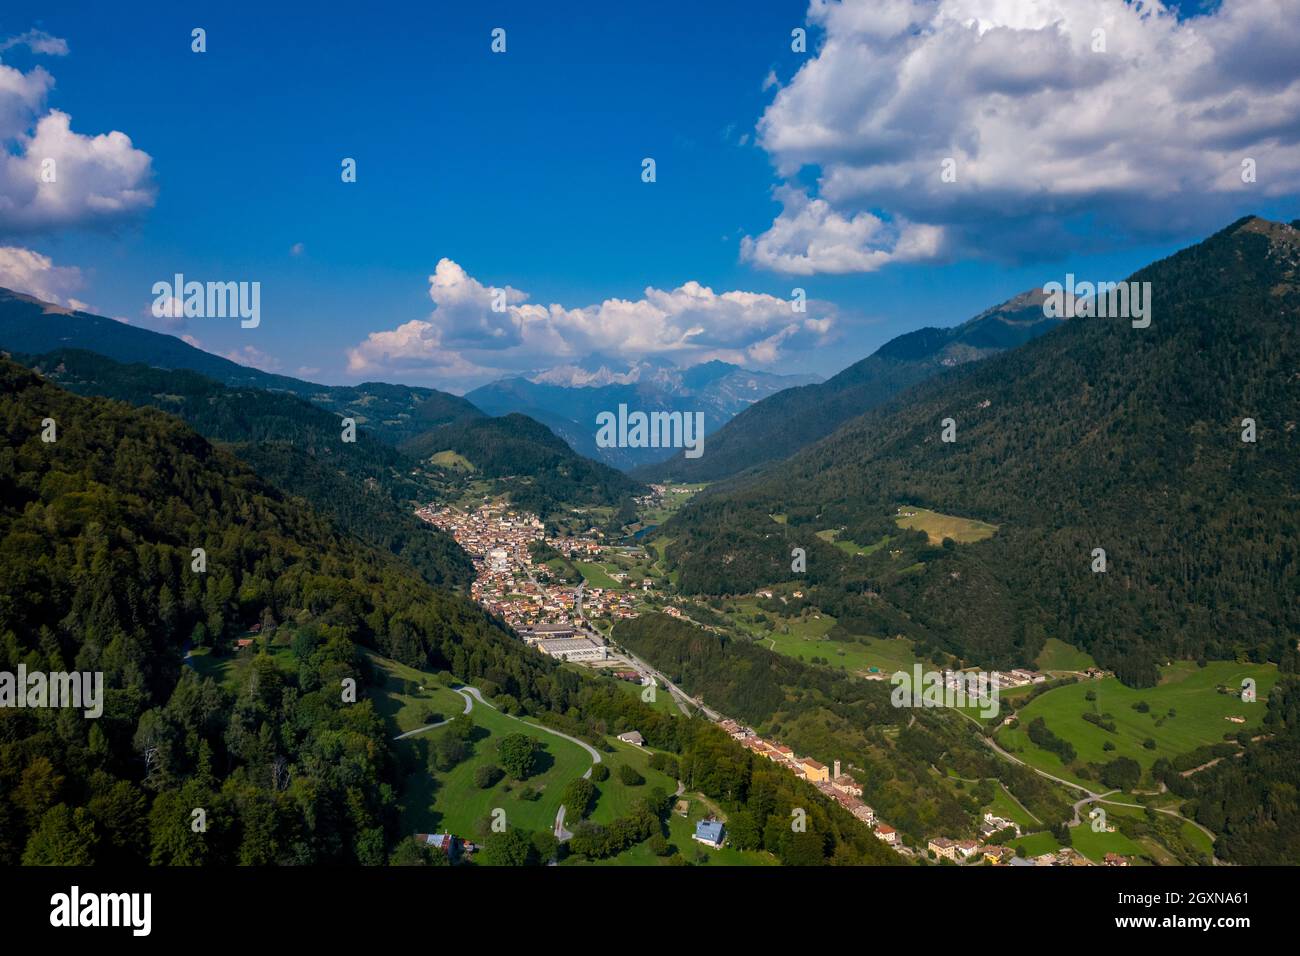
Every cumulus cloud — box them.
[0,30,70,56]
[346,258,837,385]
[742,185,945,274]
[0,245,83,304]
[745,0,1300,272]
[222,345,282,373]
[0,31,155,235]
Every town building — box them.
[536,637,608,662]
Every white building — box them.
[536,637,608,662]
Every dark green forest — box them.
[637,288,1061,483]
[0,358,579,864]
[658,217,1300,687]
[399,412,644,519]
[18,348,474,589]
[614,613,1072,846]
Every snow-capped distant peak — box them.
[528,364,645,387]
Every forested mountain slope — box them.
[16,348,473,589]
[0,356,570,865]
[658,217,1300,686]
[637,290,1062,482]
[0,288,483,444]
[400,412,645,519]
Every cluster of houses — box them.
[925,812,1130,866]
[714,718,903,849]
[418,503,643,661]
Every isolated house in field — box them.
[617,730,645,747]
[693,819,725,849]
[416,831,460,861]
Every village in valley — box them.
[411,493,1120,866]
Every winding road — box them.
[392,682,603,842]
[974,722,1221,860]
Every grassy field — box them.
[1036,638,1097,673]
[187,640,297,693]
[577,792,778,867]
[585,737,678,825]
[635,483,707,526]
[894,506,998,544]
[996,661,1279,786]
[367,656,596,842]
[1068,821,1146,862]
[612,674,683,716]
[395,702,593,840]
[576,561,625,590]
[1008,830,1062,857]
[429,449,475,471]
[985,782,1041,829]
[366,652,467,734]
[816,528,892,557]
[646,536,679,587]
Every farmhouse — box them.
[693,819,726,849]
[415,831,460,861]
[617,730,645,747]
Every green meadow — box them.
[816,527,892,557]
[996,661,1278,786]
[1035,638,1098,673]
[395,702,593,839]
[576,790,777,867]
[188,639,297,693]
[894,506,998,544]
[576,560,625,589]
[585,737,678,824]
[366,656,595,841]
[365,652,467,734]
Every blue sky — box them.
[1,0,1296,391]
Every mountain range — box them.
[636,289,1065,482]
[467,358,820,470]
[654,216,1300,686]
[0,288,482,444]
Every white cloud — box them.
[742,184,945,274]
[0,32,155,235]
[746,0,1300,272]
[222,345,282,373]
[346,258,838,385]
[0,245,82,304]
[0,30,69,56]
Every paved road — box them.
[455,687,602,841]
[392,688,473,740]
[976,723,1221,861]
